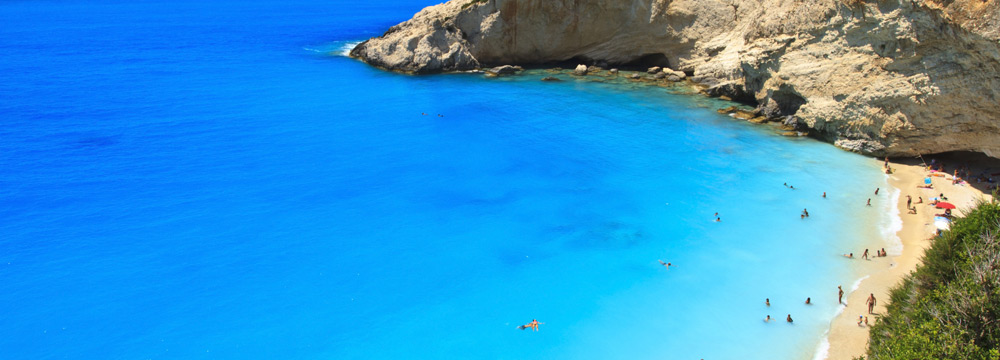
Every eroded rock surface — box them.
[350,0,1000,157]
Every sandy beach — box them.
[823,157,995,359]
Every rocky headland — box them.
[350,0,1000,158]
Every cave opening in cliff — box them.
[770,85,807,116]
[622,53,671,70]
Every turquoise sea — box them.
[0,1,895,359]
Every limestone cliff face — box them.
[350,0,1000,158]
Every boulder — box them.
[646,66,661,74]
[541,76,562,82]
[487,65,520,75]
[573,64,589,76]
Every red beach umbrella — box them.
[935,202,957,209]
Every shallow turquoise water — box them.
[0,1,892,359]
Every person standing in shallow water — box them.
[862,249,869,260]
[786,314,793,323]
[867,198,872,206]
[838,286,844,304]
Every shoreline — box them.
[822,159,992,359]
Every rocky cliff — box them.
[350,0,1000,158]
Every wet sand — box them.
[823,158,993,359]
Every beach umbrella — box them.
[924,177,932,184]
[934,217,951,231]
[935,202,956,209]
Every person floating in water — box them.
[802,209,809,217]
[844,253,854,258]
[518,319,543,331]
[658,260,672,269]
[786,314,793,323]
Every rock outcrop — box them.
[350,0,1000,158]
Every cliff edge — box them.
[351,0,1000,158]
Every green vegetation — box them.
[461,0,488,10]
[864,194,1000,359]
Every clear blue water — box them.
[0,1,893,359]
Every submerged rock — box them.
[487,64,521,76]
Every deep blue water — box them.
[1,1,893,359]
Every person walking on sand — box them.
[838,286,844,304]
[867,293,876,314]
[907,195,912,208]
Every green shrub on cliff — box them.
[864,194,1000,359]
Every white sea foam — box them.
[813,274,870,360]
[336,41,361,56]
[812,336,831,360]
[302,41,361,57]
[881,175,905,256]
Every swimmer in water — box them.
[518,319,542,331]
[786,314,793,323]
[658,260,672,269]
[766,298,770,307]
[823,192,827,198]
[765,315,772,322]
[805,297,811,305]
[844,253,854,258]
[715,217,721,222]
